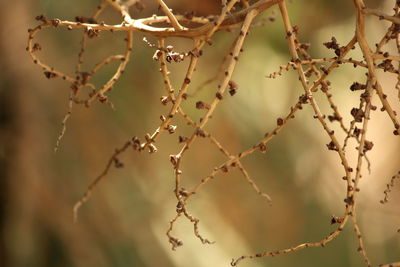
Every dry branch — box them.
[27,0,400,266]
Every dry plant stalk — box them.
[27,0,400,266]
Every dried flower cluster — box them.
[27,0,399,266]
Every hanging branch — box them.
[27,0,400,266]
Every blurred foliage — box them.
[0,0,399,267]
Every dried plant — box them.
[27,0,400,266]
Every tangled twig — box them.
[27,0,400,266]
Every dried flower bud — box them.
[169,154,180,167]
[350,82,366,91]
[196,101,210,110]
[114,158,124,168]
[44,71,57,79]
[221,165,229,173]
[160,96,171,105]
[153,49,163,61]
[167,124,177,134]
[131,136,141,150]
[195,128,206,137]
[178,136,188,143]
[148,143,157,153]
[331,216,344,224]
[363,140,374,152]
[351,108,365,122]
[326,141,337,151]
[323,37,339,50]
[258,143,267,153]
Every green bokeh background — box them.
[0,0,399,267]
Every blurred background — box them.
[0,0,399,266]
